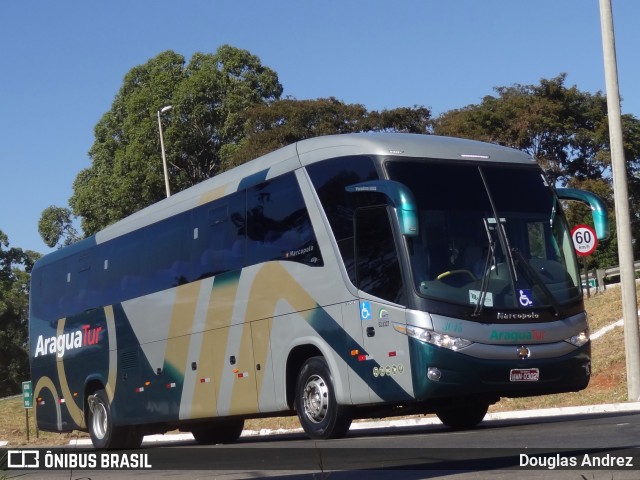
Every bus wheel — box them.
[436,399,488,430]
[191,419,244,445]
[87,389,142,449]
[295,356,351,439]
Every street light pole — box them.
[598,0,640,400]
[157,105,173,198]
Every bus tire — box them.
[191,419,244,445]
[436,399,488,430]
[295,356,351,439]
[87,389,142,449]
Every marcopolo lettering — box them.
[496,312,540,320]
[35,324,103,358]
[285,245,314,258]
[496,311,540,321]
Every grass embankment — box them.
[0,284,633,446]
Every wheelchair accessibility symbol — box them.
[519,289,534,307]
[360,301,372,320]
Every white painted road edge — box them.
[1,401,637,448]
[60,401,640,446]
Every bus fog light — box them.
[427,367,442,382]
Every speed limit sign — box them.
[571,224,598,257]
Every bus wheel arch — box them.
[294,355,352,439]
[86,387,142,449]
[83,379,105,424]
[285,344,324,409]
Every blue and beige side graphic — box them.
[31,261,414,432]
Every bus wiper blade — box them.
[472,216,498,317]
[471,241,496,317]
[511,248,560,316]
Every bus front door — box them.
[354,205,414,403]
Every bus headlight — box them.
[566,329,590,347]
[394,324,473,351]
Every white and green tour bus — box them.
[29,133,608,448]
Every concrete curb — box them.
[3,402,638,446]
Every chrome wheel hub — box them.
[303,374,329,424]
[89,395,108,440]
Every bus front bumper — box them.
[408,338,591,401]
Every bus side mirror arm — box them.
[346,180,419,236]
[556,188,610,241]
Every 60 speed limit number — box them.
[571,224,598,257]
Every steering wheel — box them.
[436,270,477,282]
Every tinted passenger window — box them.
[193,191,246,279]
[143,213,191,293]
[307,156,378,283]
[355,206,403,304]
[246,173,322,267]
[73,252,98,312]
[102,230,143,305]
[40,263,68,319]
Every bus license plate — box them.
[510,368,539,382]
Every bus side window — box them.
[41,263,67,320]
[74,251,97,312]
[102,230,143,305]
[354,206,404,304]
[306,156,379,283]
[192,191,246,280]
[246,172,322,267]
[143,214,191,294]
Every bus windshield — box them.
[385,160,581,313]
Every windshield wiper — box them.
[472,219,497,317]
[476,168,518,307]
[511,247,560,316]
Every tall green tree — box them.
[39,43,430,245]
[434,74,611,185]
[0,230,39,395]
[38,206,80,249]
[66,45,282,237]
[226,97,431,167]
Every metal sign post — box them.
[583,257,590,298]
[599,0,640,401]
[22,381,32,441]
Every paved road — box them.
[4,403,640,479]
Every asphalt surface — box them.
[51,400,640,446]
[4,402,640,480]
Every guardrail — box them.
[582,261,640,294]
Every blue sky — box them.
[2,1,639,254]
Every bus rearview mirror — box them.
[346,180,419,236]
[556,188,610,241]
